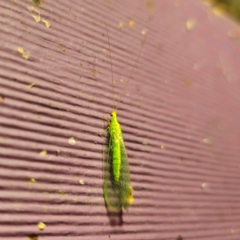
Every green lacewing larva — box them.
[102,23,147,212]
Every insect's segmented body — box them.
[103,111,133,212]
[109,111,122,182]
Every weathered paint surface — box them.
[0,0,240,239]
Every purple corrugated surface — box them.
[0,0,240,239]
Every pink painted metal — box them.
[0,0,240,239]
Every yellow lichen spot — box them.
[29,178,36,183]
[118,22,123,28]
[42,19,50,28]
[68,137,76,145]
[17,47,28,59]
[141,28,147,35]
[37,222,46,230]
[27,83,35,89]
[160,145,166,150]
[40,150,47,156]
[186,19,196,31]
[79,179,84,185]
[0,96,5,104]
[32,15,41,23]
[129,20,135,27]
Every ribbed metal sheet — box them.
[0,0,240,239]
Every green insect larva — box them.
[102,23,147,212]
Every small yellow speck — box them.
[118,22,123,28]
[129,20,135,27]
[183,78,191,86]
[32,15,41,23]
[143,140,148,145]
[160,145,166,150]
[42,19,50,28]
[201,182,210,190]
[57,190,66,195]
[79,179,84,185]
[29,178,36,183]
[68,137,76,145]
[37,222,46,230]
[186,19,196,31]
[17,47,28,59]
[102,48,106,53]
[56,149,60,155]
[43,206,48,212]
[27,83,35,89]
[40,150,47,156]
[202,138,212,145]
[141,28,147,35]
[120,79,124,83]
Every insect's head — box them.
[111,111,117,117]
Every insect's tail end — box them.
[124,185,134,210]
